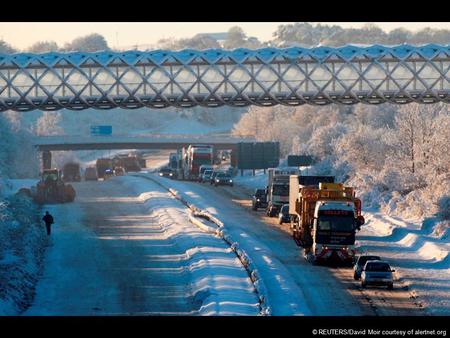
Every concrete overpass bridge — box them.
[33,134,256,169]
[1,44,448,111]
[34,134,255,151]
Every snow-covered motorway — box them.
[22,153,427,316]
[139,171,427,316]
[24,177,260,315]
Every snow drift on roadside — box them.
[119,176,260,315]
[0,193,46,315]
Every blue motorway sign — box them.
[90,125,112,136]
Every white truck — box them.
[266,168,300,217]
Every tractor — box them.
[29,169,76,204]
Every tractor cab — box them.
[41,169,60,183]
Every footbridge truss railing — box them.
[0,44,448,111]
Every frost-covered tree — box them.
[0,114,17,177]
[306,123,348,159]
[333,125,390,173]
[35,112,64,136]
[389,104,444,180]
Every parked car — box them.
[84,167,98,181]
[113,166,126,176]
[278,204,290,224]
[361,260,395,290]
[353,255,381,280]
[201,169,213,183]
[214,172,233,187]
[159,167,174,178]
[252,188,268,211]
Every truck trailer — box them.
[62,162,81,182]
[182,145,214,180]
[289,176,365,264]
[96,158,113,179]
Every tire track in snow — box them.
[357,212,450,314]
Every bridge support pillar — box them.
[42,150,52,170]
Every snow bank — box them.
[0,193,46,315]
[0,179,39,198]
[120,176,260,315]
[159,183,271,315]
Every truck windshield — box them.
[272,185,289,196]
[317,216,355,232]
[194,158,212,165]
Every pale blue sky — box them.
[0,22,448,50]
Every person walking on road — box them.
[42,211,54,236]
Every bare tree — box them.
[0,40,16,54]
[224,26,247,49]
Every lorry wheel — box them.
[361,282,366,288]
[387,283,393,290]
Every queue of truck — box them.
[157,145,396,287]
[160,144,235,188]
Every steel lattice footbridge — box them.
[0,44,448,111]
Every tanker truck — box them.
[289,175,365,264]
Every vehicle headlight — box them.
[257,198,260,202]
[229,180,233,183]
[169,173,173,176]
[216,179,220,182]
[159,173,163,176]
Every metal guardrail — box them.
[0,44,448,111]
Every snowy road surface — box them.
[25,177,259,315]
[358,213,450,315]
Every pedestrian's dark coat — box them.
[42,214,54,225]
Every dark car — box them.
[200,169,213,183]
[214,172,233,186]
[353,255,381,280]
[159,167,174,178]
[361,260,395,290]
[278,204,290,225]
[252,188,267,211]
